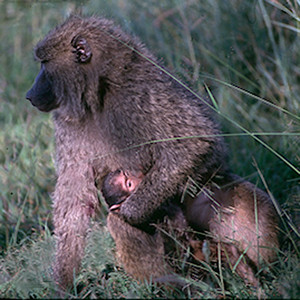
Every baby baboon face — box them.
[112,170,140,193]
[102,170,143,211]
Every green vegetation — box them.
[0,0,299,298]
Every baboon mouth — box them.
[109,200,125,211]
[110,203,121,211]
[26,97,58,112]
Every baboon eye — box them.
[126,180,133,190]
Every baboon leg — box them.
[209,179,278,285]
[107,213,170,281]
[220,242,259,286]
[52,165,98,287]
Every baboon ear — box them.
[71,36,92,63]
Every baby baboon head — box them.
[102,169,143,210]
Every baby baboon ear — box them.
[71,36,92,63]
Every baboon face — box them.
[102,169,143,210]
[109,170,141,194]
[26,31,92,113]
[26,64,57,112]
[25,16,123,120]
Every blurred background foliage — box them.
[0,0,299,298]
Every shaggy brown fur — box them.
[185,175,279,284]
[104,170,278,285]
[102,169,193,281]
[26,15,278,287]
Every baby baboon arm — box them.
[52,164,98,287]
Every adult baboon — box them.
[103,169,278,284]
[26,15,278,287]
[26,15,227,286]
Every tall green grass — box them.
[0,0,299,298]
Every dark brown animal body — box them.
[185,175,278,283]
[102,169,193,281]
[26,15,227,286]
[106,172,278,285]
[26,15,278,287]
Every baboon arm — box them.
[119,150,190,224]
[52,164,98,287]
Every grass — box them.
[0,0,299,298]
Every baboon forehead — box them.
[34,15,115,62]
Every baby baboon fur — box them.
[184,174,279,284]
[26,15,278,286]
[104,170,278,285]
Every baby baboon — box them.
[184,175,279,284]
[103,169,278,285]
[25,15,278,287]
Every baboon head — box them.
[102,169,144,210]
[26,15,135,118]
